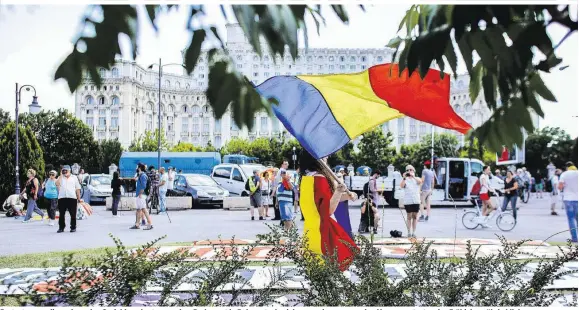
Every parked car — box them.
[169,174,229,208]
[84,174,125,204]
[211,163,266,196]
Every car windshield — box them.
[241,165,265,178]
[186,175,217,186]
[91,175,112,186]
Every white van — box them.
[211,163,266,196]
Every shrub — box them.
[2,229,577,307]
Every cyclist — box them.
[479,165,497,228]
[516,169,530,202]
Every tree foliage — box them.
[99,139,124,173]
[458,137,495,166]
[355,128,396,172]
[19,109,100,173]
[0,122,45,201]
[525,126,576,177]
[219,137,251,156]
[0,109,10,129]
[388,5,577,152]
[170,142,203,152]
[128,130,168,152]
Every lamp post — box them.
[14,83,41,194]
[148,59,186,170]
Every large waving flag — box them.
[256,63,471,159]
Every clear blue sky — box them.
[0,4,576,138]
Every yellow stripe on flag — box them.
[299,176,322,256]
[298,71,404,139]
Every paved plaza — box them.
[0,196,574,256]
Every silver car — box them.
[85,174,125,204]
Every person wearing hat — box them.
[55,165,82,233]
[43,170,60,226]
[400,164,423,238]
[419,160,435,222]
[336,167,345,183]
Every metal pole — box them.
[158,58,162,170]
[430,125,434,170]
[15,83,20,194]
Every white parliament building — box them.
[75,24,494,149]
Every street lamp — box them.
[148,59,186,170]
[14,83,41,194]
[292,146,296,170]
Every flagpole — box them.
[430,125,435,170]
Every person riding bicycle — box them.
[516,169,530,197]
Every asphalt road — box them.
[0,195,573,256]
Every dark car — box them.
[169,174,230,208]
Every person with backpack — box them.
[21,168,45,223]
[246,169,262,220]
[43,170,59,226]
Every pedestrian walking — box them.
[260,171,272,218]
[502,170,519,221]
[55,165,81,233]
[277,170,295,231]
[43,170,59,225]
[158,167,168,213]
[558,161,578,243]
[419,160,435,222]
[130,163,153,230]
[111,171,122,217]
[369,170,382,207]
[248,169,263,220]
[400,165,422,238]
[548,169,561,215]
[271,160,289,221]
[535,176,544,199]
[21,169,45,223]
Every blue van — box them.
[222,154,259,165]
[118,152,221,178]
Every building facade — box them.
[75,24,494,150]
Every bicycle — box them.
[518,182,530,204]
[462,193,516,231]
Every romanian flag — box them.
[300,175,357,271]
[256,63,471,159]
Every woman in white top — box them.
[400,165,423,238]
[261,171,273,217]
[479,165,497,219]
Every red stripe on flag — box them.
[368,64,472,134]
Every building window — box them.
[317,56,324,61]
[99,109,106,115]
[236,64,243,69]
[260,117,268,131]
[339,65,345,70]
[398,136,404,145]
[253,72,258,77]
[146,114,152,130]
[236,55,243,61]
[214,118,221,132]
[329,65,335,70]
[377,56,383,62]
[198,82,204,87]
[409,119,416,133]
[98,97,105,105]
[111,96,120,105]
[169,104,175,112]
[112,68,119,77]
[116,85,119,91]
[99,68,106,77]
[192,105,200,114]
[147,102,154,111]
[111,109,119,116]
[307,56,312,62]
[329,56,334,61]
[253,56,258,61]
[420,123,427,134]
[86,109,92,115]
[176,82,180,89]
[192,117,200,133]
[181,105,188,113]
[339,56,345,62]
[99,117,106,126]
[397,118,405,132]
[111,117,118,128]
[361,56,366,62]
[350,56,356,62]
[274,72,280,76]
[350,65,356,70]
[271,118,280,132]
[167,116,174,131]
[186,83,190,89]
[264,56,270,62]
[264,72,270,77]
[181,117,189,132]
[203,117,210,133]
[192,136,199,145]
[86,117,93,127]
[253,64,258,69]
[361,65,366,70]
[215,136,221,148]
[86,96,94,105]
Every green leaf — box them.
[54,52,83,92]
[331,5,349,24]
[443,40,457,77]
[444,5,454,24]
[387,37,403,49]
[457,34,473,74]
[470,31,496,72]
[232,5,261,57]
[529,73,557,102]
[209,26,224,49]
[536,55,563,72]
[522,86,545,118]
[406,7,419,36]
[511,98,535,132]
[397,40,412,74]
[184,29,207,74]
[469,61,483,103]
[481,67,497,109]
[145,5,159,31]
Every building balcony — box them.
[192,132,200,136]
[180,131,189,136]
[109,126,119,132]
[230,131,239,137]
[202,131,210,136]
[97,126,106,132]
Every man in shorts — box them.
[248,169,263,220]
[419,160,435,222]
[131,163,153,230]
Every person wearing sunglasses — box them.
[400,165,423,238]
[55,165,82,233]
